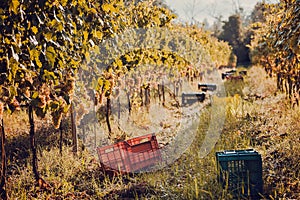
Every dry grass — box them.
[1,65,299,199]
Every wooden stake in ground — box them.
[29,105,39,181]
[70,103,78,156]
[59,120,63,156]
[158,84,161,103]
[28,105,49,189]
[126,91,131,114]
[117,97,121,124]
[140,87,143,107]
[0,118,7,200]
[106,98,112,134]
[162,82,165,106]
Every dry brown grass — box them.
[1,65,299,199]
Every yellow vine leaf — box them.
[83,31,88,44]
[29,48,37,60]
[103,80,111,91]
[32,26,38,34]
[4,37,11,44]
[58,60,64,69]
[29,48,43,68]
[43,70,56,81]
[77,0,85,7]
[153,17,161,26]
[71,22,77,34]
[9,85,17,98]
[70,59,80,68]
[0,8,7,20]
[48,19,57,27]
[57,23,64,32]
[85,51,90,63]
[35,57,42,68]
[102,4,117,13]
[9,58,18,79]
[60,0,68,6]
[115,59,123,68]
[15,33,21,46]
[46,46,56,66]
[32,92,39,99]
[125,54,132,62]
[94,30,103,40]
[90,8,97,14]
[10,0,20,14]
[44,32,52,41]
[63,104,70,113]
[93,45,100,54]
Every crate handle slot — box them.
[104,147,114,153]
[140,138,150,143]
[123,137,154,147]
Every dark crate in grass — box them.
[198,83,217,92]
[97,134,161,174]
[216,149,263,199]
[182,92,205,106]
[221,70,236,79]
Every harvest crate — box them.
[182,92,205,106]
[198,83,217,92]
[221,69,236,79]
[216,149,263,199]
[97,134,161,173]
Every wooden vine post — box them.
[28,105,49,189]
[140,87,144,106]
[127,91,132,114]
[162,81,165,106]
[117,97,121,124]
[158,84,162,103]
[59,121,63,156]
[70,103,78,156]
[28,105,39,182]
[0,118,7,200]
[106,98,112,134]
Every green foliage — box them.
[0,0,123,127]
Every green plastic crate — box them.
[216,149,263,199]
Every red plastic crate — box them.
[97,134,162,173]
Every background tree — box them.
[218,14,244,64]
[218,13,251,65]
[250,1,268,23]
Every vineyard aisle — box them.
[0,0,299,199]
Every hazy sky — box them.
[164,0,279,25]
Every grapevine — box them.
[250,1,300,105]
